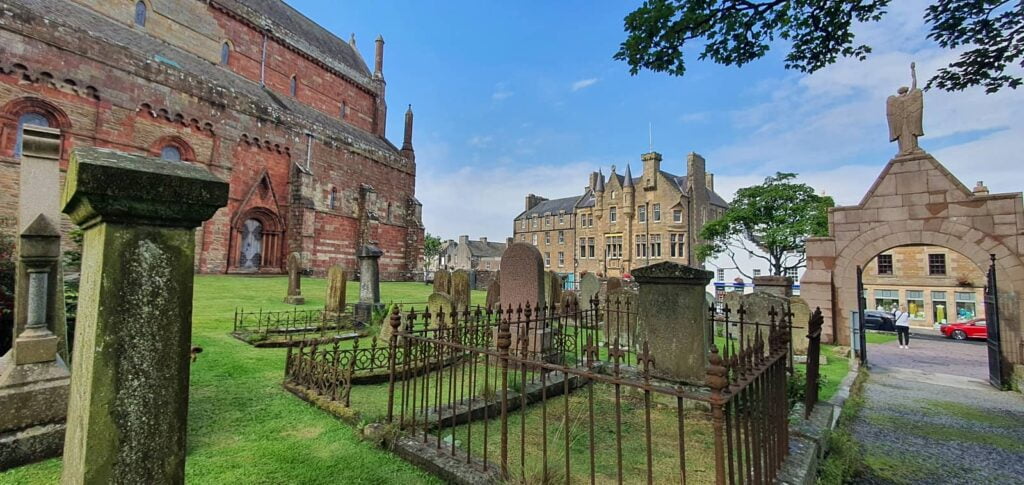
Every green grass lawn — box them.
[0,275,486,485]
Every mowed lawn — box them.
[0,275,487,485]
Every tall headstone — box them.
[450,269,471,310]
[789,297,812,355]
[499,243,548,355]
[354,245,383,325]
[606,276,623,293]
[59,146,228,484]
[485,271,501,311]
[544,271,562,312]
[633,262,713,384]
[325,265,347,313]
[433,269,451,295]
[579,272,600,307]
[0,125,71,469]
[284,252,305,305]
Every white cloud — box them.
[570,78,599,91]
[467,135,494,147]
[492,82,514,100]
[417,160,596,241]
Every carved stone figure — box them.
[886,62,924,155]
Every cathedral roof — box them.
[220,0,373,85]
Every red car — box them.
[940,319,988,340]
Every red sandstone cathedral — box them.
[0,0,424,276]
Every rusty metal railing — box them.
[803,308,824,418]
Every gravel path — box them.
[851,340,1024,484]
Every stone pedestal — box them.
[0,126,71,470]
[60,147,228,484]
[633,262,713,385]
[753,276,793,298]
[354,245,383,325]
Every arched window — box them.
[220,42,231,65]
[340,101,347,119]
[328,187,337,209]
[15,112,50,158]
[289,76,297,96]
[160,145,182,162]
[134,1,147,27]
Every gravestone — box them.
[450,269,471,310]
[354,245,383,325]
[325,265,347,314]
[0,127,72,469]
[427,292,455,328]
[632,262,712,384]
[60,146,228,484]
[753,275,793,298]
[485,272,501,311]
[606,276,623,292]
[579,272,600,308]
[433,269,451,295]
[789,297,812,355]
[499,243,549,355]
[284,252,305,305]
[544,271,562,313]
[604,287,638,350]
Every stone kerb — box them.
[59,146,228,484]
[632,262,713,384]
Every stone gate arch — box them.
[801,150,1024,383]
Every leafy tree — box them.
[422,232,442,265]
[696,172,834,277]
[0,219,14,318]
[615,0,1024,93]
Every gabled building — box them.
[436,235,507,271]
[513,151,728,277]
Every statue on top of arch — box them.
[887,62,925,155]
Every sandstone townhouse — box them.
[513,151,728,278]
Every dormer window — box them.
[134,1,147,27]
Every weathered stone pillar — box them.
[284,252,305,305]
[0,126,71,469]
[59,147,228,484]
[355,245,383,324]
[752,275,793,298]
[633,262,713,384]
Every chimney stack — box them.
[480,236,487,244]
[705,173,714,191]
[641,152,661,189]
[525,194,547,211]
[459,235,469,245]
[374,35,384,78]
[973,181,990,195]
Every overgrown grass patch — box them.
[817,366,868,485]
[0,275,468,485]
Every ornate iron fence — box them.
[803,308,825,418]
[379,301,791,484]
[232,306,358,345]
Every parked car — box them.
[863,310,896,332]
[940,318,988,340]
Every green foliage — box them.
[62,227,84,270]
[696,172,833,276]
[786,367,827,410]
[63,278,79,323]
[615,0,1024,93]
[818,367,869,484]
[423,232,442,262]
[370,301,398,330]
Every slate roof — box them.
[517,195,582,219]
[11,0,400,157]
[606,171,730,208]
[465,240,507,258]
[218,0,373,84]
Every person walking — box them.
[895,305,911,349]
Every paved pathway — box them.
[850,337,1024,484]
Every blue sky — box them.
[291,0,1024,241]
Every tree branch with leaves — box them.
[615,0,1024,93]
[696,172,833,276]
